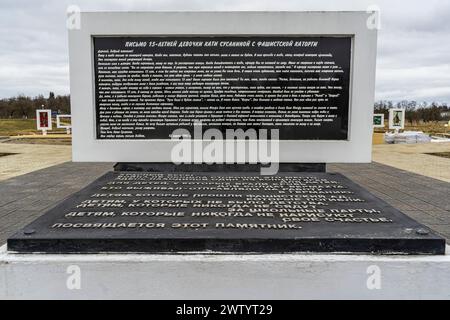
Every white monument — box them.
[1,11,449,300]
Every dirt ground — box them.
[372,142,450,182]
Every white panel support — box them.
[68,11,377,163]
[56,115,72,129]
[1,245,450,299]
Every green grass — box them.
[0,119,65,136]
[0,119,38,136]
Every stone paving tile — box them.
[402,210,446,223]
[0,162,112,241]
[329,162,450,239]
[424,225,450,240]
[0,161,449,245]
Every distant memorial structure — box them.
[36,109,52,135]
[8,12,445,254]
[389,108,406,131]
[373,114,385,128]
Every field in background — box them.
[403,122,448,134]
[374,121,448,135]
[0,119,67,137]
[0,119,38,136]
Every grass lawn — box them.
[403,122,449,134]
[0,119,38,136]
[0,119,66,136]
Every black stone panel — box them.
[93,36,351,140]
[113,163,326,173]
[8,172,446,254]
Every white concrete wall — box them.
[2,245,449,299]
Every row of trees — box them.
[374,100,449,124]
[0,94,448,123]
[0,92,70,119]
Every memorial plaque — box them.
[94,36,351,140]
[8,172,445,254]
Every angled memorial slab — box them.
[8,171,445,254]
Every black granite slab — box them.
[7,172,446,254]
[114,163,326,173]
[94,36,351,140]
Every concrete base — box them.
[1,245,450,299]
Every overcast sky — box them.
[0,0,449,103]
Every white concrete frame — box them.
[373,114,385,128]
[56,115,72,129]
[69,12,377,162]
[1,245,450,299]
[36,109,52,130]
[389,108,406,130]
